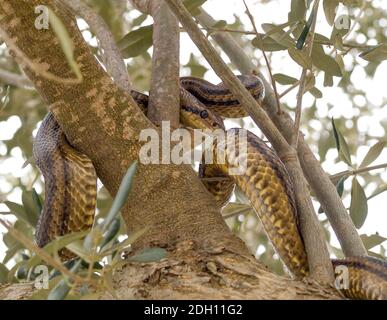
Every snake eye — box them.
[200,110,209,119]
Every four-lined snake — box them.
[33,75,387,300]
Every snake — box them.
[33,75,387,300]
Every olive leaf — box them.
[360,233,387,250]
[128,247,167,263]
[311,45,342,77]
[349,177,368,229]
[100,161,137,233]
[252,35,287,52]
[4,201,34,226]
[288,0,307,22]
[118,25,153,58]
[0,263,9,284]
[323,0,340,26]
[367,184,387,201]
[331,118,352,166]
[359,44,387,63]
[183,0,207,15]
[288,47,313,69]
[261,24,295,48]
[184,53,208,78]
[273,73,298,85]
[47,260,82,300]
[296,2,318,50]
[359,141,386,168]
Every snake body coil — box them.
[33,75,387,300]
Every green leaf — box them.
[184,53,208,78]
[331,118,352,166]
[359,141,386,168]
[311,45,342,77]
[128,247,167,263]
[288,47,313,69]
[252,36,287,52]
[323,72,334,87]
[0,263,9,284]
[101,161,137,232]
[367,184,387,201]
[211,20,227,29]
[26,231,89,268]
[47,260,81,300]
[4,201,33,226]
[32,188,43,218]
[273,73,298,85]
[98,226,149,258]
[349,178,368,229]
[118,25,153,58]
[323,0,339,26]
[335,54,345,74]
[183,0,207,15]
[288,0,307,22]
[296,4,318,50]
[3,244,23,265]
[336,176,347,198]
[100,218,121,249]
[309,87,323,98]
[261,24,295,48]
[22,189,40,226]
[48,8,82,80]
[314,33,331,44]
[360,234,387,250]
[359,44,387,63]
[304,73,316,91]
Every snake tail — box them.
[333,256,387,300]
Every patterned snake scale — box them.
[33,75,387,300]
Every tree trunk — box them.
[0,0,342,299]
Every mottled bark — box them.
[147,0,180,126]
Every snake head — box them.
[180,103,225,132]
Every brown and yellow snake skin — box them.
[33,75,387,300]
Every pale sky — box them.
[0,0,386,262]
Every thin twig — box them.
[0,69,33,88]
[292,0,320,149]
[0,218,84,284]
[279,79,302,98]
[331,163,387,181]
[242,0,281,113]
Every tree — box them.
[0,0,386,300]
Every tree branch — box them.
[63,0,131,91]
[292,0,319,149]
[0,68,32,88]
[242,0,281,113]
[147,0,180,126]
[196,7,367,258]
[165,0,333,283]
